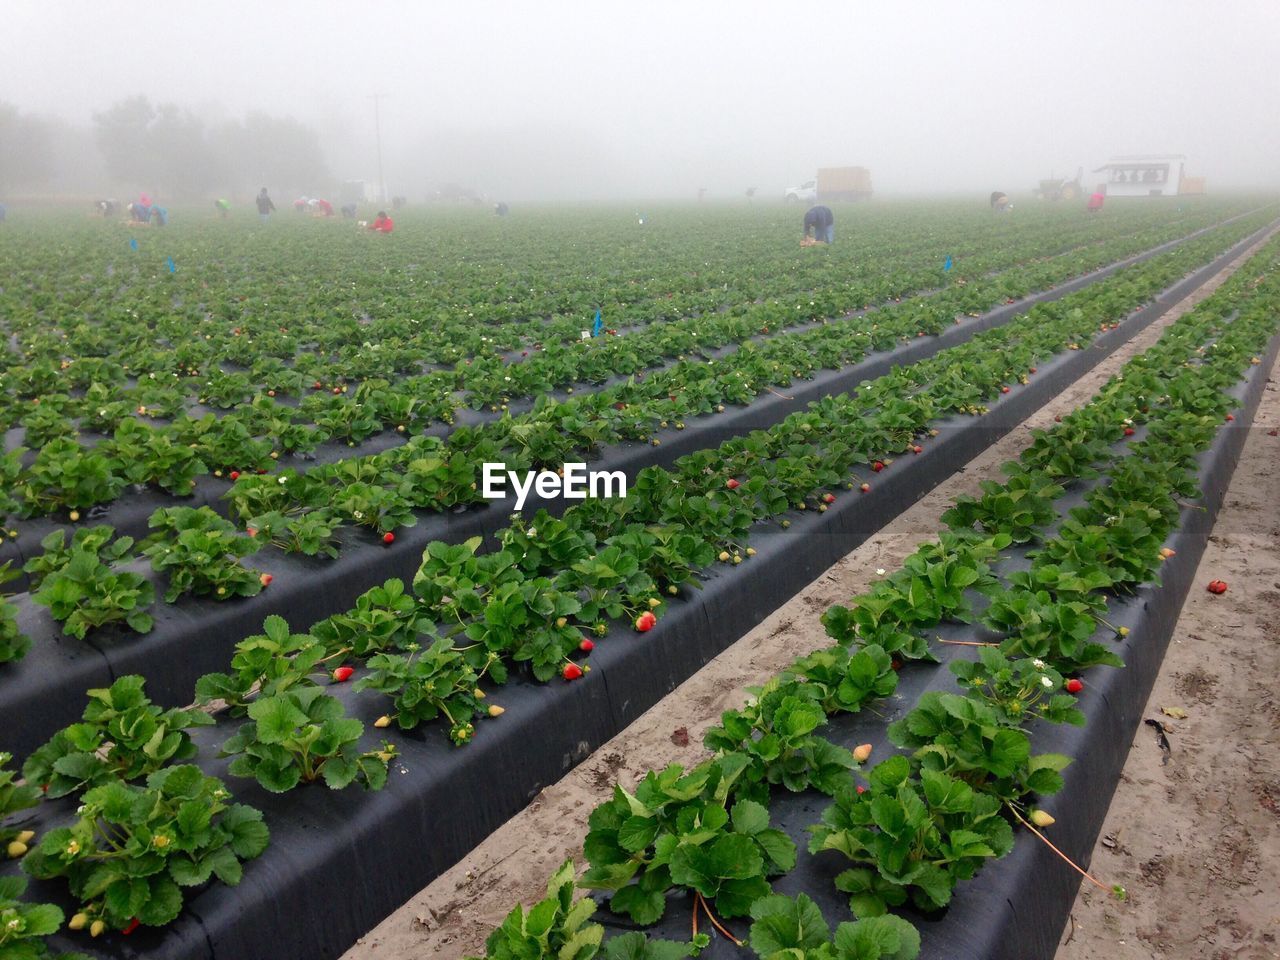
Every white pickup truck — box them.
[783,180,818,204]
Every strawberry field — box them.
[1,199,1278,960]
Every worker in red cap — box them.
[1087,189,1106,213]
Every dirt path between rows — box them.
[343,231,1279,960]
[1053,352,1280,955]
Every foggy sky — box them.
[6,0,1279,200]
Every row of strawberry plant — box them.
[464,232,1280,958]
[1,210,1261,674]
[3,231,1274,957]
[0,216,1259,701]
[2,205,1238,528]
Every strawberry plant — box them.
[703,678,856,803]
[465,858,699,960]
[949,649,1084,727]
[141,507,262,602]
[22,676,213,799]
[808,755,1018,915]
[0,876,88,960]
[22,526,137,591]
[581,757,795,924]
[310,578,425,657]
[220,686,396,792]
[194,615,327,714]
[355,639,497,745]
[21,765,268,933]
[14,439,125,516]
[887,693,1072,801]
[782,644,898,716]
[31,547,154,640]
[942,474,1064,544]
[0,564,29,665]
[242,509,341,558]
[748,893,920,960]
[982,587,1121,671]
[1,752,41,856]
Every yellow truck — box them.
[817,167,872,202]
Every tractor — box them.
[1034,167,1084,201]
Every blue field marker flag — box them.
[129,238,138,251]
[944,255,953,272]
[166,256,176,274]
[592,309,603,337]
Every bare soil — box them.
[342,234,1279,960]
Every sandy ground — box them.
[342,233,1279,960]
[1054,371,1280,956]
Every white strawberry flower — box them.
[1040,676,1054,688]
[1033,659,1046,669]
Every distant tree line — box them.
[0,97,329,200]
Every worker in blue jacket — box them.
[803,204,834,244]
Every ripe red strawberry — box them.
[912,445,922,454]
[1065,678,1083,694]
[1124,427,1135,437]
[259,573,273,587]
[332,666,354,682]
[313,380,323,389]
[872,461,885,473]
[1001,385,1011,394]
[860,483,871,493]
[121,918,140,936]
[579,638,594,653]
[635,611,657,632]
[1207,579,1228,595]
[726,478,740,490]
[1029,367,1037,374]
[822,493,836,504]
[1054,415,1062,423]
[855,785,867,795]
[382,531,395,544]
[229,470,240,481]
[563,662,583,681]
[1225,413,1234,422]
[246,527,258,538]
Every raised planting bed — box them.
[7,234,1276,960]
[2,218,1274,762]
[1,204,1260,583]
[599,300,1280,960]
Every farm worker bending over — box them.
[367,210,394,233]
[1087,191,1105,213]
[131,194,152,222]
[990,191,1011,212]
[256,188,276,222]
[314,198,334,217]
[802,205,834,244]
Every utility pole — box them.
[370,93,388,205]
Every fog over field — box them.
[2,0,1278,200]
